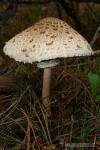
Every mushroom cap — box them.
[3,17,94,63]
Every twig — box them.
[55,0,62,19]
[90,25,100,46]
[57,0,81,29]
[94,50,100,55]
[17,0,53,4]
[72,0,100,4]
[86,3,99,23]
[93,136,96,150]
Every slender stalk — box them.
[94,50,100,55]
[90,25,100,46]
[42,68,51,117]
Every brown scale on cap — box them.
[64,43,67,46]
[45,26,49,29]
[53,28,58,31]
[77,45,81,48]
[33,45,35,48]
[69,36,73,39]
[51,35,56,38]
[22,49,27,52]
[40,30,46,34]
[12,39,15,43]
[46,34,50,37]
[65,31,69,34]
[34,28,37,31]
[29,39,33,43]
[46,41,53,46]
[25,54,29,57]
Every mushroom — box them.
[3,17,94,117]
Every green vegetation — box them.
[88,72,100,101]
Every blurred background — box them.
[0,0,100,149]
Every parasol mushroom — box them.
[3,17,94,117]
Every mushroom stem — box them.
[42,68,51,117]
[37,59,59,118]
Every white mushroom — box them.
[3,17,94,117]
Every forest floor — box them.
[0,1,100,150]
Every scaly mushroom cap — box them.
[3,17,94,63]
